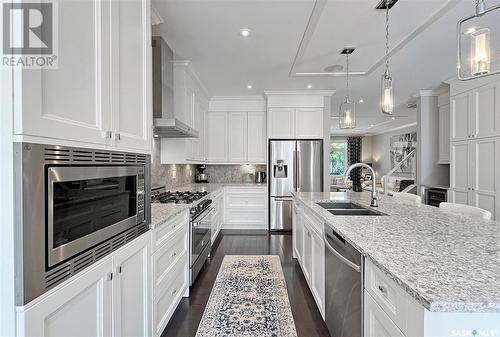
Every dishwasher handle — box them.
[324,233,361,273]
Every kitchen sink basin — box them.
[316,202,366,210]
[317,202,388,216]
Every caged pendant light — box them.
[339,49,356,129]
[458,0,500,80]
[381,0,394,115]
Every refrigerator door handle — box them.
[296,150,300,192]
[293,150,297,190]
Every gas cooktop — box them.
[151,190,208,204]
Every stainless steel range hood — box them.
[152,36,198,138]
[153,118,198,138]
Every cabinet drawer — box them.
[152,227,188,290]
[225,194,266,208]
[152,257,188,337]
[225,209,266,224]
[365,260,423,336]
[225,186,267,195]
[151,210,188,253]
[364,290,405,337]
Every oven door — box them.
[190,207,213,268]
[47,166,145,267]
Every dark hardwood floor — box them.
[161,232,331,337]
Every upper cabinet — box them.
[265,91,334,139]
[207,112,228,162]
[247,112,267,163]
[451,79,500,141]
[13,0,152,154]
[227,112,248,162]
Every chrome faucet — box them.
[344,163,379,207]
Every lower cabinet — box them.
[292,199,325,318]
[364,290,405,337]
[211,188,224,243]
[224,186,267,229]
[16,232,151,337]
[151,210,189,337]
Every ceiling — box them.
[152,0,500,136]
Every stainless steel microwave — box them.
[14,143,151,305]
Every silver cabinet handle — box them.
[378,285,387,294]
[172,289,177,295]
[105,131,112,139]
[107,272,113,281]
[114,133,121,140]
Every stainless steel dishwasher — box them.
[324,223,363,337]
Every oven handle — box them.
[192,207,215,227]
[84,183,120,191]
[324,233,361,273]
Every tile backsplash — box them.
[204,165,267,184]
[151,138,196,189]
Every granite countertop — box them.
[293,191,500,313]
[150,183,267,228]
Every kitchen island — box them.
[293,191,500,337]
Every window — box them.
[330,142,347,176]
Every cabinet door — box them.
[247,111,267,163]
[471,81,500,139]
[302,222,312,284]
[112,234,151,337]
[268,108,294,139]
[311,229,325,317]
[364,291,405,337]
[13,0,110,146]
[227,112,248,162]
[295,108,324,139]
[110,0,152,152]
[450,141,470,194]
[208,112,228,162]
[18,260,113,337]
[451,93,471,141]
[293,206,304,263]
[470,138,499,219]
[438,104,451,164]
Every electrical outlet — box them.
[171,170,177,179]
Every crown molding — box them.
[210,95,266,101]
[264,90,335,96]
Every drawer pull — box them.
[172,289,177,295]
[378,285,387,294]
[172,224,177,229]
[171,252,177,257]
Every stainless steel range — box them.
[151,187,212,285]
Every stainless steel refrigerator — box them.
[269,140,324,231]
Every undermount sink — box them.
[317,202,388,216]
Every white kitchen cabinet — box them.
[110,0,152,152]
[451,92,471,142]
[151,210,189,337]
[292,199,325,318]
[364,291,406,337]
[207,111,266,164]
[211,188,224,243]
[227,112,248,162]
[451,138,500,219]
[208,112,228,162]
[267,107,325,139]
[112,232,151,337]
[223,186,267,229]
[13,0,152,154]
[247,111,267,163]
[295,108,324,139]
[16,233,151,337]
[438,104,451,164]
[267,108,295,139]
[451,80,500,141]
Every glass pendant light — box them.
[381,0,394,115]
[339,52,355,129]
[458,0,500,80]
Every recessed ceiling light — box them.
[247,84,252,89]
[239,28,252,38]
[370,124,375,127]
[307,84,313,89]
[359,99,364,103]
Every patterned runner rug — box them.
[195,255,298,337]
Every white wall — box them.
[362,136,372,163]
[0,69,15,335]
[370,125,418,181]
